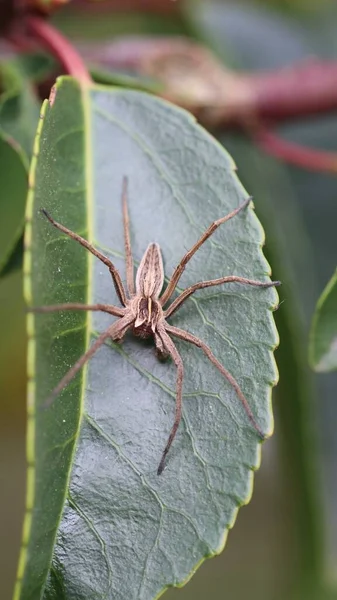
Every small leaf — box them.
[0,234,24,278]
[17,76,279,600]
[0,59,41,157]
[0,134,27,276]
[15,52,56,84]
[90,64,162,93]
[0,59,41,275]
[309,269,337,372]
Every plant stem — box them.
[26,16,91,84]
[254,127,337,173]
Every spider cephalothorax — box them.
[35,177,280,474]
[131,243,164,339]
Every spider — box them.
[34,177,280,475]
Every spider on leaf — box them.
[34,177,280,475]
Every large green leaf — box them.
[309,269,337,372]
[17,76,278,600]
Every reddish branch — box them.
[5,12,337,172]
[83,37,337,173]
[253,128,337,173]
[88,38,337,126]
[25,16,91,84]
[242,60,337,123]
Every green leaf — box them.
[0,134,27,276]
[17,76,278,600]
[309,269,337,372]
[0,59,41,158]
[90,65,162,93]
[0,58,42,275]
[14,52,56,84]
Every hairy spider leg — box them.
[160,197,252,307]
[29,303,125,317]
[154,332,170,360]
[165,323,265,439]
[165,276,281,319]
[121,176,135,297]
[42,314,134,409]
[157,323,184,475]
[41,209,128,306]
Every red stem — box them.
[245,59,337,123]
[254,128,337,173]
[72,38,337,125]
[26,15,91,84]
[7,24,337,173]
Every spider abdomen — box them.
[133,321,153,339]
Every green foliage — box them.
[0,135,27,276]
[221,137,323,588]
[310,269,337,372]
[0,58,42,276]
[0,59,40,158]
[1,2,334,599]
[186,3,330,595]
[16,76,279,600]
[90,65,162,93]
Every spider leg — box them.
[165,276,280,319]
[160,197,251,307]
[121,176,135,297]
[29,303,125,317]
[41,209,128,306]
[154,332,169,360]
[156,323,184,475]
[41,314,134,409]
[164,323,265,439]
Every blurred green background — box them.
[1,0,337,598]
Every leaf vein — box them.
[67,494,113,597]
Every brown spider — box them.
[34,177,280,475]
